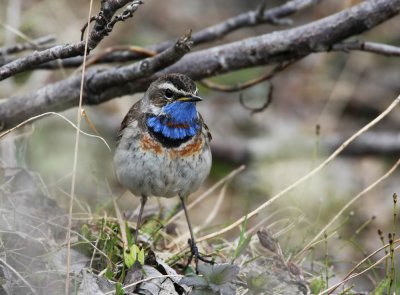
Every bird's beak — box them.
[176,95,202,102]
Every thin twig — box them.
[0,35,56,56]
[200,61,295,92]
[239,84,273,115]
[1,0,399,130]
[330,40,400,57]
[0,42,86,81]
[88,30,193,92]
[0,0,144,80]
[19,0,322,69]
[84,0,144,51]
[195,95,400,244]
[83,45,156,68]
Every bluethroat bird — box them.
[114,73,212,269]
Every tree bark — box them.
[0,0,399,131]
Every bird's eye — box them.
[164,89,174,99]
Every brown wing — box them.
[198,112,212,142]
[116,100,143,144]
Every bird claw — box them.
[184,238,214,273]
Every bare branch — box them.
[0,35,56,56]
[84,45,156,68]
[0,42,86,80]
[0,0,399,130]
[0,32,193,130]
[330,40,400,57]
[0,0,143,81]
[84,0,143,50]
[7,0,322,70]
[87,30,193,93]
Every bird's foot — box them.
[184,238,214,273]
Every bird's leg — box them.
[179,195,213,273]
[134,195,148,245]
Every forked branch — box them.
[0,0,399,130]
[0,0,143,80]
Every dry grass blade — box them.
[167,181,229,248]
[203,181,228,227]
[245,207,304,236]
[165,165,245,227]
[81,109,100,136]
[0,23,36,44]
[89,213,107,269]
[0,257,39,295]
[112,191,129,251]
[0,111,111,151]
[319,241,400,294]
[296,158,400,260]
[57,187,88,213]
[272,214,305,238]
[298,231,337,253]
[4,208,112,263]
[104,274,183,295]
[65,1,94,293]
[196,94,400,244]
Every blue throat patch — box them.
[147,101,200,140]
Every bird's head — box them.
[144,73,203,140]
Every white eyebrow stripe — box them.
[157,82,191,97]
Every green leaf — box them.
[115,282,124,295]
[310,277,326,294]
[232,215,251,262]
[199,263,239,287]
[180,274,209,288]
[246,272,268,292]
[131,244,140,258]
[191,289,215,295]
[124,244,145,268]
[371,278,390,295]
[81,224,91,240]
[124,245,138,268]
[104,267,114,280]
[232,235,252,262]
[138,247,145,265]
[182,264,239,295]
[124,250,135,268]
[125,221,133,247]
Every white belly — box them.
[114,134,212,198]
